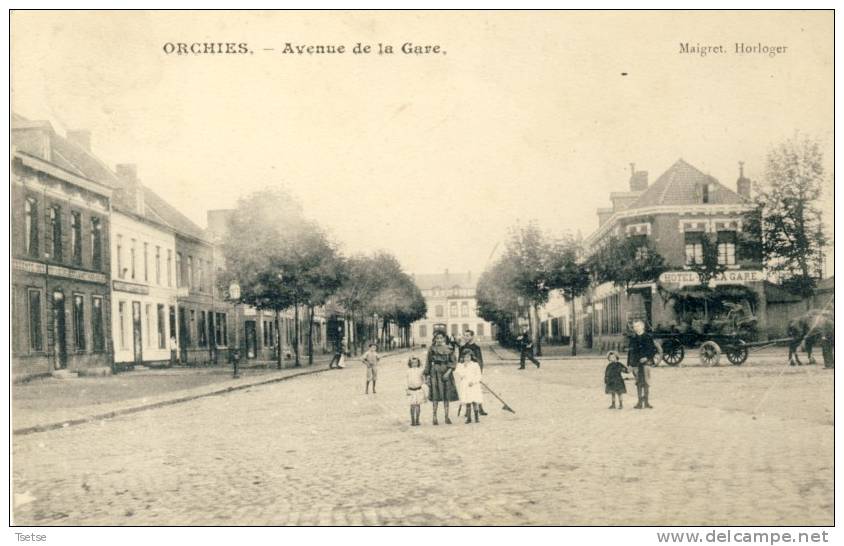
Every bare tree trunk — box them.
[294,303,300,367]
[533,304,542,356]
[275,309,283,369]
[307,304,314,365]
[570,298,578,357]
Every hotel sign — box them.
[14,259,108,284]
[659,270,764,287]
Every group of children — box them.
[405,349,483,426]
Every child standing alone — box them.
[362,343,380,394]
[604,351,628,409]
[406,357,426,426]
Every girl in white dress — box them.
[406,357,426,426]
[455,349,483,424]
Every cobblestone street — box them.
[12,348,833,526]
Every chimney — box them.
[736,161,751,200]
[67,129,92,152]
[116,163,145,215]
[629,162,648,192]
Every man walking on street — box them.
[462,329,488,415]
[516,325,540,369]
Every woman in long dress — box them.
[424,331,459,425]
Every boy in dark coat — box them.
[604,351,628,409]
[627,319,658,409]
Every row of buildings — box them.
[11,114,338,382]
[535,159,828,352]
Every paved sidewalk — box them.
[13,349,412,435]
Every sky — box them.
[10,11,834,276]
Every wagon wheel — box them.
[699,341,721,366]
[661,339,685,366]
[725,340,749,366]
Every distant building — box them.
[541,159,767,351]
[411,270,494,342]
[11,115,114,380]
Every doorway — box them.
[132,301,143,364]
[52,291,67,370]
[245,320,258,358]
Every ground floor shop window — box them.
[145,304,153,348]
[28,288,43,352]
[215,312,227,346]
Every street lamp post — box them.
[229,281,241,378]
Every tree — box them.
[587,235,667,291]
[294,229,347,365]
[477,223,589,355]
[219,188,346,368]
[750,133,828,297]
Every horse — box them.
[787,309,834,367]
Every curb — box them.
[13,347,418,437]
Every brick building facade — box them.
[11,118,114,380]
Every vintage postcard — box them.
[8,9,835,535]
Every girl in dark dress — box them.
[424,331,459,425]
[604,351,628,409]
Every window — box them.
[198,310,207,347]
[263,320,269,347]
[461,302,469,317]
[49,206,62,261]
[419,324,427,339]
[155,246,161,285]
[70,212,82,265]
[449,302,458,318]
[145,304,153,347]
[476,323,485,337]
[461,323,469,334]
[175,253,182,287]
[684,232,704,266]
[197,259,204,292]
[435,305,444,318]
[717,231,737,266]
[157,304,166,348]
[167,250,173,287]
[215,313,226,346]
[73,295,85,350]
[187,256,193,288]
[143,243,149,281]
[25,197,39,257]
[117,234,124,278]
[92,296,105,352]
[91,217,102,270]
[700,183,711,204]
[28,289,43,351]
[189,310,196,346]
[130,239,136,279]
[118,301,127,349]
[450,324,459,336]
